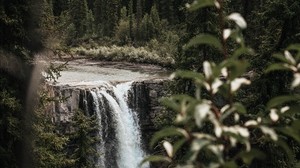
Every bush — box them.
[142,1,300,167]
[72,45,174,66]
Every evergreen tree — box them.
[140,14,151,41]
[106,0,120,36]
[52,0,69,16]
[149,4,161,38]
[128,0,134,41]
[69,110,99,168]
[0,0,44,166]
[32,106,74,168]
[94,0,119,37]
[94,0,104,35]
[86,10,95,36]
[69,0,89,37]
[136,0,143,41]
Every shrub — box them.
[142,1,300,167]
[72,45,174,66]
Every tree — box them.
[128,0,134,41]
[52,0,69,16]
[0,0,44,166]
[93,0,103,35]
[106,0,120,36]
[136,0,143,41]
[32,106,74,168]
[86,10,95,36]
[94,0,120,37]
[69,0,89,37]
[149,4,161,38]
[143,1,300,168]
[68,110,99,168]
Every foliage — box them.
[68,109,99,168]
[143,0,300,167]
[0,0,45,166]
[72,45,174,66]
[0,76,22,167]
[31,63,74,168]
[69,0,89,38]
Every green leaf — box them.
[191,139,210,152]
[233,102,247,114]
[184,34,223,52]
[273,53,292,64]
[238,149,265,165]
[160,97,180,113]
[267,95,300,109]
[173,138,187,155]
[287,44,300,51]
[265,63,290,73]
[187,0,216,11]
[277,127,300,143]
[276,139,295,167]
[220,59,249,80]
[139,155,171,167]
[150,127,187,148]
[280,105,300,117]
[231,47,254,58]
[175,70,205,81]
[223,161,238,168]
[295,162,300,168]
[188,139,211,162]
[160,95,196,113]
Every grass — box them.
[71,45,175,67]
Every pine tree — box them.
[69,110,99,168]
[128,0,134,41]
[106,0,120,36]
[86,10,95,36]
[32,107,74,168]
[150,4,161,38]
[69,0,89,37]
[94,0,104,35]
[141,14,150,41]
[136,0,143,41]
[94,0,119,37]
[52,0,69,16]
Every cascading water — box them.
[87,82,149,168]
[51,61,169,168]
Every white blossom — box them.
[223,29,231,40]
[260,126,278,141]
[163,141,173,158]
[245,120,258,126]
[221,68,228,78]
[203,61,213,79]
[231,78,251,92]
[227,13,247,29]
[234,113,240,122]
[195,103,211,127]
[270,109,279,122]
[280,106,290,114]
[284,50,296,65]
[212,79,223,94]
[292,73,300,88]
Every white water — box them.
[92,82,149,168]
[90,89,106,168]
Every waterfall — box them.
[86,82,149,168]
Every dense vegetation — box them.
[0,0,300,167]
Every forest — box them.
[0,0,300,167]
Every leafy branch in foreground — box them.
[142,0,300,167]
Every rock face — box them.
[129,79,173,150]
[50,79,170,129]
[49,78,171,167]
